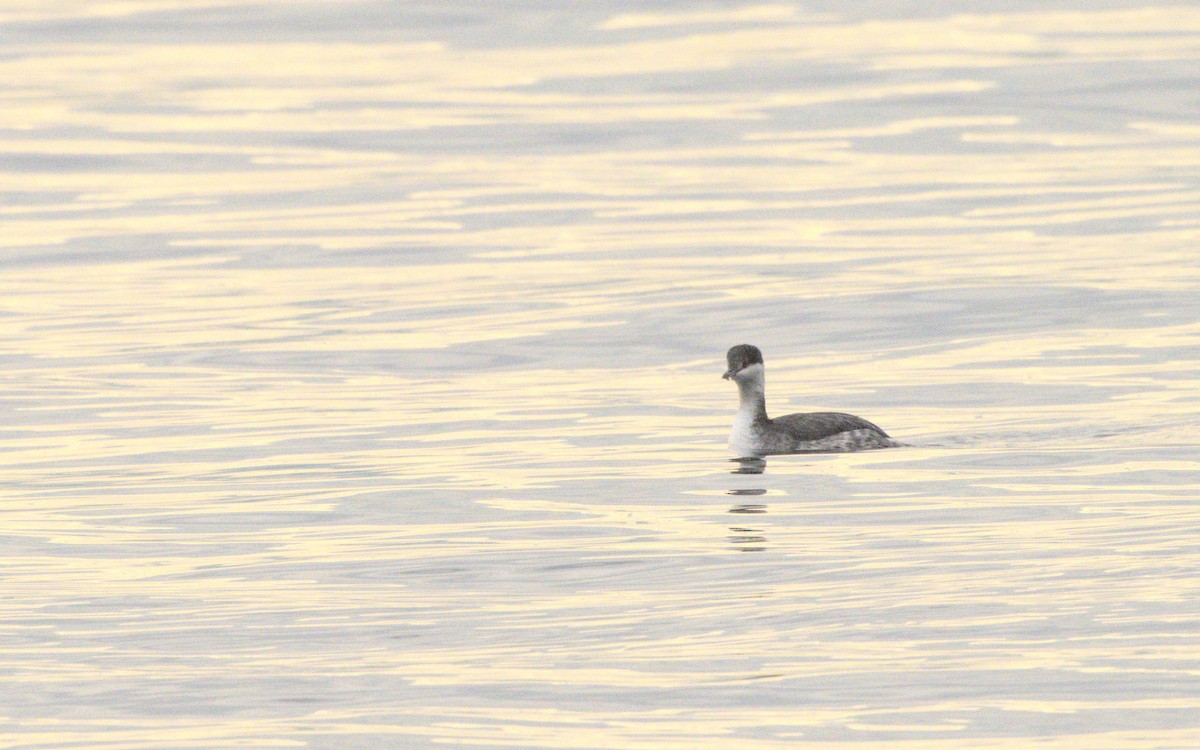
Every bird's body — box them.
[724,344,899,456]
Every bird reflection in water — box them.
[728,488,768,551]
[729,456,766,475]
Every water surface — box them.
[2,2,1199,748]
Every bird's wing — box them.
[770,411,889,442]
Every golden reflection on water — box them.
[3,2,1200,748]
[1,7,1199,263]
[2,250,1197,493]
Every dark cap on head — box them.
[723,344,763,379]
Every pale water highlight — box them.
[1,1,1199,748]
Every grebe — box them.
[723,344,899,456]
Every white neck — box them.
[734,363,766,417]
[729,363,767,455]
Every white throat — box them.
[734,363,765,408]
[729,363,766,455]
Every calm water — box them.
[2,2,1200,748]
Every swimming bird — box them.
[723,344,899,456]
